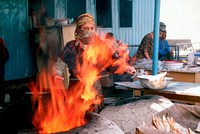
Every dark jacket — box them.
[0,44,9,82]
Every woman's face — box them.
[81,22,95,32]
[78,22,96,45]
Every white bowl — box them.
[163,61,184,70]
[137,75,173,90]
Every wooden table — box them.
[134,68,200,83]
[164,70,200,83]
[114,81,200,105]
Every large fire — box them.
[29,38,130,133]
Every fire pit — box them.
[18,112,124,134]
[100,95,174,134]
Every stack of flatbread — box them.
[136,115,195,134]
[147,72,167,89]
[138,72,173,90]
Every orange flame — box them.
[29,37,130,133]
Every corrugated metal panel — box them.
[112,0,120,39]
[0,0,35,80]
[132,0,155,45]
[0,0,156,80]
[55,0,66,18]
[118,0,155,55]
[54,0,155,49]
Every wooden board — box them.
[61,24,76,46]
[114,81,200,104]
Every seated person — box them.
[134,22,173,61]
[159,30,174,61]
[134,31,154,60]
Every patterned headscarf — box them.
[74,13,96,43]
[75,13,95,29]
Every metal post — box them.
[152,0,161,75]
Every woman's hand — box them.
[52,75,64,85]
[170,51,174,56]
[125,65,136,75]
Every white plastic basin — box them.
[163,60,184,70]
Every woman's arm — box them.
[144,49,151,59]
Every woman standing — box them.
[53,13,136,112]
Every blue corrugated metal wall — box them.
[1,0,155,80]
[54,0,155,44]
[132,0,155,44]
[112,0,155,56]
[0,0,35,81]
[128,0,155,55]
[55,0,155,56]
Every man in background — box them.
[158,23,174,61]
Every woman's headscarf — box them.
[74,13,96,45]
[76,13,95,29]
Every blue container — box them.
[194,52,200,57]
